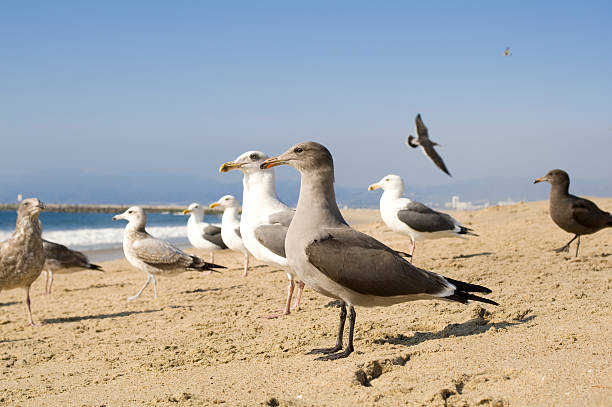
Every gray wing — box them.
[268,208,295,227]
[415,114,429,140]
[254,224,288,258]
[305,227,451,297]
[43,239,90,268]
[202,225,227,249]
[397,202,457,233]
[421,142,451,176]
[131,236,192,270]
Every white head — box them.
[368,174,404,194]
[219,151,270,175]
[209,195,240,210]
[113,206,147,230]
[182,202,205,217]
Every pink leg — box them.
[291,281,305,310]
[43,271,50,295]
[25,286,41,327]
[409,239,416,263]
[263,279,295,319]
[47,271,54,295]
[242,254,249,277]
[209,252,214,263]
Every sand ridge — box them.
[1,200,611,406]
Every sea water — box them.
[0,210,221,252]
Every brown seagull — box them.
[406,114,451,176]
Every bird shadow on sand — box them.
[374,314,536,348]
[181,284,244,295]
[451,252,493,260]
[0,301,20,307]
[43,309,161,324]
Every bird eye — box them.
[249,153,259,160]
[294,147,303,153]
[24,202,30,206]
[385,178,389,181]
[128,210,133,214]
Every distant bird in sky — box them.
[42,239,103,294]
[534,169,612,256]
[406,114,451,176]
[504,47,512,56]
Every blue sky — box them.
[1,1,611,202]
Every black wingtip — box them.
[89,264,104,271]
[445,277,492,294]
[204,262,227,269]
[448,292,499,306]
[459,227,478,237]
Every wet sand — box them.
[1,200,611,406]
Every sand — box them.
[1,200,611,406]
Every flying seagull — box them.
[209,195,251,277]
[0,198,46,326]
[113,206,225,300]
[220,151,303,317]
[534,169,612,256]
[368,174,476,262]
[262,142,497,360]
[42,239,103,294]
[504,47,512,56]
[406,114,451,176]
[183,203,227,263]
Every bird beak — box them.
[36,202,46,210]
[533,176,547,184]
[209,202,220,209]
[219,161,242,173]
[112,214,124,221]
[260,156,287,169]
[368,183,381,191]
[182,209,191,215]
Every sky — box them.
[1,1,611,204]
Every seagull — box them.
[183,203,227,263]
[262,142,497,360]
[504,47,512,56]
[42,239,103,294]
[0,198,46,326]
[534,169,612,256]
[209,195,251,277]
[220,151,304,317]
[368,174,476,262]
[406,114,451,176]
[113,206,225,300]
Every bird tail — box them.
[88,264,104,272]
[458,226,478,237]
[443,277,499,306]
[187,256,227,273]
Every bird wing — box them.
[570,197,612,229]
[201,225,227,249]
[131,235,190,270]
[268,208,295,227]
[254,224,287,258]
[415,114,429,139]
[234,227,242,238]
[43,240,90,268]
[305,227,452,297]
[397,202,457,233]
[420,142,451,176]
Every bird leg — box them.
[209,252,215,263]
[409,238,416,263]
[128,274,151,301]
[263,279,295,318]
[554,234,579,254]
[291,281,305,310]
[151,275,158,299]
[242,253,249,277]
[25,286,41,326]
[43,270,52,295]
[575,236,581,257]
[314,305,356,360]
[308,302,347,355]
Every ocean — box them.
[0,210,222,260]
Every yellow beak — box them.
[209,202,220,209]
[219,161,242,173]
[368,183,381,191]
[260,156,286,169]
[182,209,191,215]
[533,177,547,184]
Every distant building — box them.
[445,195,489,211]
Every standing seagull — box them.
[262,142,497,360]
[406,114,451,176]
[209,195,251,277]
[113,206,225,300]
[534,169,612,256]
[183,203,227,263]
[42,239,103,294]
[368,174,476,262]
[0,198,46,326]
[220,151,304,317]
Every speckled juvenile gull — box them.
[42,239,103,294]
[113,206,225,301]
[209,195,251,277]
[0,198,46,326]
[534,169,612,256]
[406,114,451,176]
[368,174,476,262]
[183,203,227,262]
[220,150,303,317]
[262,141,497,360]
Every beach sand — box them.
[1,200,611,406]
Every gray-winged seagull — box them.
[42,239,103,294]
[534,169,612,256]
[262,141,497,360]
[0,198,46,326]
[209,195,251,277]
[406,114,451,176]
[368,174,476,262]
[220,151,304,317]
[113,206,225,300]
[183,203,227,262]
